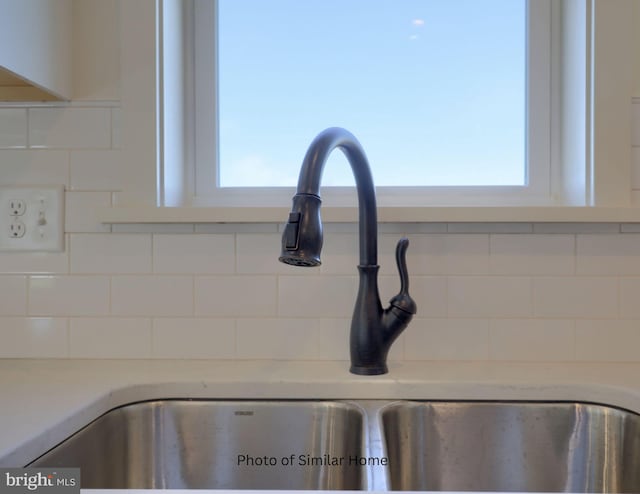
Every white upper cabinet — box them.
[0,0,72,101]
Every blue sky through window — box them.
[217,0,526,187]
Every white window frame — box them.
[112,0,635,221]
[185,0,553,208]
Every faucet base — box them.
[350,364,388,376]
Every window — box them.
[218,0,526,188]
[108,1,635,221]
[187,0,553,207]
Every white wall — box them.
[2,2,640,363]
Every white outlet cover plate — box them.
[0,186,65,251]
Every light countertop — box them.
[2,359,640,468]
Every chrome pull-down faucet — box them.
[279,127,416,375]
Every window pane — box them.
[218,0,526,187]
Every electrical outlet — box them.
[9,220,25,238]
[0,186,64,251]
[9,199,26,216]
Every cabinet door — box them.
[0,0,72,101]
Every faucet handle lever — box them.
[389,237,417,315]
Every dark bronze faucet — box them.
[279,127,416,375]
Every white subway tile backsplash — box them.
[317,319,351,361]
[5,98,640,364]
[533,277,618,318]
[407,234,489,275]
[111,276,193,316]
[621,223,640,233]
[381,223,448,234]
[0,150,69,186]
[29,107,111,149]
[111,108,122,149]
[577,234,640,275]
[152,318,235,358]
[237,318,320,359]
[0,109,27,148]
[69,150,125,191]
[320,224,358,234]
[65,191,112,233]
[632,101,640,145]
[71,234,151,273]
[0,276,27,315]
[0,317,68,357]
[447,223,533,234]
[632,191,640,207]
[154,234,235,274]
[533,223,620,234]
[70,317,151,358]
[490,234,575,275]
[195,276,277,317]
[112,223,194,234]
[29,276,109,316]
[197,223,277,234]
[448,276,532,318]
[0,249,69,274]
[236,233,299,275]
[404,318,489,361]
[318,233,358,275]
[489,319,575,361]
[631,147,640,190]
[576,319,640,361]
[619,278,640,318]
[278,276,357,318]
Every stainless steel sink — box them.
[380,401,640,492]
[26,399,640,492]
[29,400,365,490]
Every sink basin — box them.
[26,399,640,492]
[29,400,365,490]
[380,401,640,492]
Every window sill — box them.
[98,206,640,224]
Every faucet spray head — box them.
[279,193,323,267]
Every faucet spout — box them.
[279,127,417,375]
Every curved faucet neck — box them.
[281,127,416,375]
[296,127,378,266]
